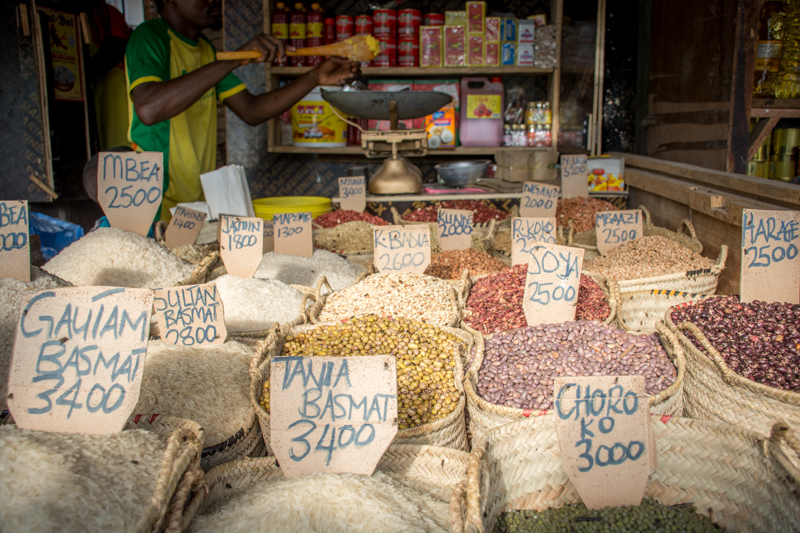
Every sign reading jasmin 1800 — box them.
[740,209,800,304]
[219,215,263,278]
[523,243,584,327]
[8,287,153,434]
[270,355,398,478]
[373,225,431,274]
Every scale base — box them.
[369,157,423,195]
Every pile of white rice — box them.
[213,275,307,332]
[134,340,252,445]
[43,227,195,288]
[189,471,450,533]
[254,249,364,291]
[0,268,70,411]
[0,426,165,532]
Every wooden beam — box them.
[727,0,760,175]
[747,117,779,160]
[750,107,800,118]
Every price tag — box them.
[153,283,226,346]
[511,217,557,266]
[740,209,800,304]
[373,225,432,274]
[520,182,559,218]
[97,151,163,236]
[263,220,274,253]
[274,212,313,257]
[560,154,589,199]
[8,286,153,434]
[219,215,263,278]
[339,176,367,212]
[270,355,398,478]
[595,210,643,255]
[164,206,207,249]
[0,200,30,282]
[522,243,584,326]
[554,376,651,509]
[437,208,473,251]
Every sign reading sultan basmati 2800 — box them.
[8,287,153,434]
[270,355,398,478]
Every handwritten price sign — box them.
[274,212,312,257]
[263,220,274,253]
[220,215,263,278]
[164,206,206,249]
[522,243,584,327]
[511,217,557,266]
[554,376,651,509]
[153,283,226,346]
[373,225,432,274]
[520,182,559,218]
[560,154,588,199]
[339,177,366,212]
[0,200,30,281]
[437,208,473,251]
[98,151,163,236]
[270,355,398,478]
[595,210,643,255]
[8,287,153,434]
[740,209,800,304]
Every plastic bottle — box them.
[272,2,289,66]
[324,17,336,45]
[307,3,324,66]
[754,1,788,97]
[459,77,504,147]
[290,3,306,67]
[777,0,800,97]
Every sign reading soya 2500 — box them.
[8,287,153,434]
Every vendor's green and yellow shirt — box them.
[125,18,246,220]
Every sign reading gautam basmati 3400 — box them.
[97,152,163,237]
[8,287,153,434]
[270,355,398,478]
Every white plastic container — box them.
[291,86,347,147]
[459,77,504,147]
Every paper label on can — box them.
[466,94,501,119]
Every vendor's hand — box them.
[314,57,361,85]
[236,34,294,65]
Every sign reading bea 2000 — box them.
[8,287,153,435]
[0,200,30,282]
[740,209,800,304]
[98,152,163,237]
[373,225,432,274]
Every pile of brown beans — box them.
[424,249,508,280]
[476,322,677,410]
[556,197,618,233]
[403,200,510,224]
[314,210,390,228]
[589,235,715,281]
[463,264,611,334]
[671,296,800,391]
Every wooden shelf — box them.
[268,66,555,77]
[752,98,800,109]
[269,146,554,156]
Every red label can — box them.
[398,37,419,66]
[398,9,421,37]
[335,15,353,41]
[355,14,373,35]
[373,8,397,37]
[373,36,397,66]
[423,13,444,26]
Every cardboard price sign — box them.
[153,283,226,346]
[740,209,800,304]
[437,208,473,251]
[8,287,153,434]
[0,200,30,282]
[274,212,313,258]
[511,217,557,266]
[97,151,163,236]
[520,182,559,218]
[219,215,263,278]
[270,355,398,478]
[522,243,584,327]
[165,206,206,249]
[554,376,651,509]
[560,154,589,199]
[339,176,367,212]
[595,210,643,255]
[263,220,274,253]
[373,225,432,274]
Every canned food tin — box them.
[773,128,800,155]
[423,13,444,26]
[373,36,397,66]
[355,14,372,35]
[336,15,353,41]
[373,8,397,37]
[399,9,421,37]
[399,37,419,66]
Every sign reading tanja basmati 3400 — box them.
[8,287,153,434]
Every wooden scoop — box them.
[216,35,381,62]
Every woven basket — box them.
[464,322,685,443]
[390,207,499,254]
[250,321,474,454]
[182,444,470,532]
[490,226,569,266]
[176,251,221,286]
[464,416,800,533]
[392,205,511,230]
[312,221,376,256]
[665,308,800,446]
[615,287,712,334]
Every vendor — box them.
[126,0,358,220]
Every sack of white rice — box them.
[254,249,364,291]
[185,445,469,533]
[134,339,265,469]
[0,418,204,533]
[0,267,71,413]
[212,275,309,334]
[43,227,196,288]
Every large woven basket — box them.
[175,251,221,286]
[464,416,800,533]
[250,321,474,454]
[666,307,800,446]
[390,207,499,253]
[615,287,712,334]
[392,204,512,230]
[182,444,470,532]
[464,322,685,443]
[489,226,569,266]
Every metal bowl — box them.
[435,160,491,188]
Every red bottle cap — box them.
[325,17,334,24]
[491,77,502,83]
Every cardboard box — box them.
[528,14,547,27]
[588,155,625,191]
[445,11,466,26]
[501,42,516,66]
[420,26,443,67]
[500,17,517,42]
[518,19,535,44]
[516,43,534,66]
[485,42,500,66]
[414,80,459,149]
[367,80,421,130]
[466,1,485,34]
[444,26,466,67]
[496,150,559,183]
[468,35,484,66]
[485,17,501,42]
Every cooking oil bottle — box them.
[776,0,800,97]
[754,1,787,97]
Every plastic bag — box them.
[504,86,527,124]
[29,212,85,261]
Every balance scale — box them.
[321,89,453,195]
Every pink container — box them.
[459,77,504,147]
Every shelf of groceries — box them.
[269,66,556,76]
[270,146,555,155]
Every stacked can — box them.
[423,13,445,26]
[373,8,397,66]
[355,15,373,67]
[335,15,353,41]
[398,9,421,67]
